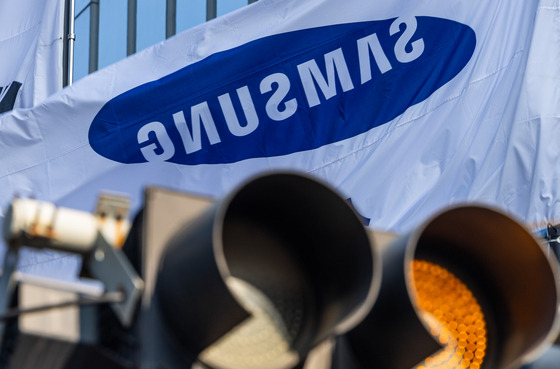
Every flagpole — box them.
[67,0,76,85]
[127,0,137,56]
[89,0,99,74]
[166,0,176,39]
[207,0,216,20]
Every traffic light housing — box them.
[331,205,560,369]
[127,172,380,369]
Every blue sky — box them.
[73,0,249,81]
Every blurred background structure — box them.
[69,0,258,83]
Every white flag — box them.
[0,0,64,114]
[0,0,558,277]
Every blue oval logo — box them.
[89,17,475,165]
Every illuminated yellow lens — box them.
[412,260,487,369]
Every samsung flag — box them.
[0,0,558,276]
[0,0,65,113]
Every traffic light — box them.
[1,172,559,369]
[129,172,380,369]
[0,172,380,369]
[328,205,560,369]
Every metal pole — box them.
[89,0,100,74]
[166,0,176,39]
[206,0,216,21]
[127,0,137,55]
[67,0,76,85]
[248,0,258,3]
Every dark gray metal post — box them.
[89,0,99,73]
[127,0,137,56]
[166,0,176,39]
[206,0,216,21]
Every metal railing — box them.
[66,0,257,85]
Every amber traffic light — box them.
[413,260,488,369]
[329,205,560,369]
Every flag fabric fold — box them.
[0,0,65,114]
